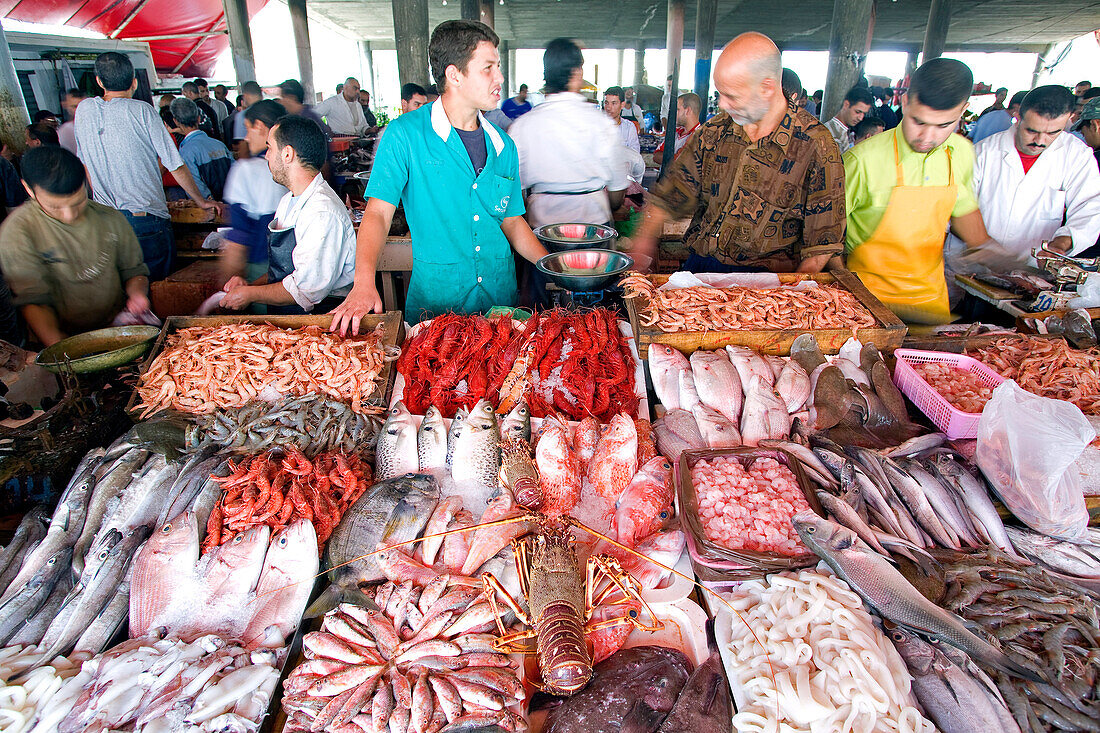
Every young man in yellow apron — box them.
[843,58,993,325]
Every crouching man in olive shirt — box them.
[0,146,150,347]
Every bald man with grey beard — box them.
[629,32,846,274]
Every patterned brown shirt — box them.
[651,103,846,270]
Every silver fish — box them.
[1004,526,1100,579]
[815,490,890,555]
[446,407,468,472]
[881,459,960,549]
[377,401,420,481]
[38,527,150,661]
[0,505,49,596]
[417,405,448,472]
[72,448,151,576]
[793,513,1043,682]
[193,458,233,538]
[883,433,948,458]
[8,566,73,647]
[500,401,531,444]
[0,546,72,645]
[93,454,179,547]
[450,398,501,491]
[930,454,1022,560]
[902,459,982,547]
[311,473,440,615]
[72,578,130,654]
[0,501,82,605]
[888,625,1020,733]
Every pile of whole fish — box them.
[57,634,282,732]
[1005,525,1100,586]
[806,437,1022,558]
[650,344,806,456]
[0,436,225,657]
[935,551,1100,732]
[203,447,371,552]
[887,624,1020,733]
[130,515,318,650]
[719,567,934,733]
[793,513,1044,684]
[188,395,383,456]
[283,578,523,733]
[534,643,731,733]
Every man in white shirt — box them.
[824,86,874,153]
[57,88,85,154]
[952,84,1100,265]
[603,86,641,153]
[509,38,628,228]
[221,116,355,314]
[315,77,370,136]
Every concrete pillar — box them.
[461,0,479,21]
[617,49,625,86]
[905,49,919,79]
[1031,43,1056,89]
[478,0,495,29]
[921,0,952,62]
[499,40,509,97]
[392,0,430,88]
[359,40,376,99]
[821,0,874,122]
[287,0,315,103]
[221,0,256,85]
[660,0,685,177]
[633,39,646,89]
[508,47,516,93]
[694,0,717,127]
[0,22,29,154]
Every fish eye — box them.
[628,609,638,618]
[99,549,109,560]
[233,534,244,543]
[805,527,815,534]
[279,537,288,546]
[162,523,173,533]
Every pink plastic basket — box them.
[892,348,1006,439]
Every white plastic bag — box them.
[976,380,1095,539]
[1068,272,1100,308]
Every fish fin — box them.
[304,583,378,619]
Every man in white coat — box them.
[315,78,369,136]
[956,85,1100,266]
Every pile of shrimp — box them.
[136,323,393,417]
[203,447,371,552]
[620,272,877,333]
[969,336,1100,414]
[692,455,810,556]
[912,362,996,413]
[722,567,934,733]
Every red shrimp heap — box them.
[396,314,529,417]
[693,455,811,556]
[396,309,639,422]
[913,362,995,413]
[203,447,372,552]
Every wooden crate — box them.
[127,313,404,419]
[624,269,907,358]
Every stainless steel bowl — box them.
[535,249,634,292]
[35,325,161,374]
[532,222,618,252]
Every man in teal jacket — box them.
[330,19,547,332]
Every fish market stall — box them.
[6,268,1100,733]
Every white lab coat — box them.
[949,125,1100,265]
[315,94,368,135]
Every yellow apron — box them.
[848,135,956,325]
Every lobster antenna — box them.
[565,515,780,723]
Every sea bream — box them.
[792,512,1043,683]
[310,473,440,615]
[241,519,319,649]
[129,511,201,638]
[376,401,420,480]
[648,345,690,410]
[689,350,742,426]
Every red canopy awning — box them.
[2,0,269,77]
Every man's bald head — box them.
[716,32,782,87]
[713,32,784,126]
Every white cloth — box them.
[947,125,1100,265]
[617,118,640,153]
[620,101,644,124]
[57,121,77,154]
[824,117,852,153]
[509,92,629,228]
[205,96,228,124]
[74,96,185,218]
[315,94,368,135]
[272,174,356,310]
[223,157,288,216]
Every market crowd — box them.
[0,20,1098,347]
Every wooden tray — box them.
[126,313,404,419]
[624,269,907,358]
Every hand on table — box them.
[329,284,383,336]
